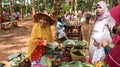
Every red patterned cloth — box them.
[31,40,47,61]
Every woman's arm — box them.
[104,45,111,55]
[102,39,111,55]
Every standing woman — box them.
[103,3,120,67]
[89,1,115,58]
[27,13,54,61]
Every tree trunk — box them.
[66,0,70,6]
[43,0,46,11]
[88,0,94,12]
[51,0,59,41]
[20,0,25,20]
[0,0,2,22]
[70,0,74,13]
[31,0,35,16]
[9,0,14,23]
[74,0,78,16]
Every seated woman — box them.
[27,13,55,67]
[56,16,68,40]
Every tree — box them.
[43,0,46,11]
[74,0,78,15]
[51,0,59,40]
[66,0,70,6]
[70,0,74,13]
[31,0,35,16]
[0,0,2,20]
[9,0,14,23]
[20,0,25,20]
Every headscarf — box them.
[96,1,109,22]
[110,2,120,24]
[27,22,53,60]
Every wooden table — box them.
[65,24,83,40]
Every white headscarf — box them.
[95,1,109,22]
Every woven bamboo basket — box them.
[70,49,86,62]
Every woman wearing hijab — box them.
[103,3,120,67]
[27,13,54,62]
[89,1,115,58]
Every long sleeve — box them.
[104,45,111,55]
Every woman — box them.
[27,13,54,61]
[56,16,68,40]
[103,3,120,67]
[89,1,115,58]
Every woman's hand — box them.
[101,39,109,47]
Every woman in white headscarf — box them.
[89,1,115,58]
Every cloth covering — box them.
[104,34,120,67]
[110,2,120,24]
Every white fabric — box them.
[92,47,106,64]
[92,33,106,64]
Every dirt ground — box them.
[0,20,34,64]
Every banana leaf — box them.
[40,56,52,67]
[60,61,85,67]
[62,39,76,46]
[7,52,27,67]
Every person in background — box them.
[89,1,115,58]
[85,11,91,24]
[27,13,54,62]
[103,2,120,67]
[56,16,68,40]
[81,11,92,44]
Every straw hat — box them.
[33,13,54,25]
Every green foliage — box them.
[58,4,70,16]
[14,4,21,12]
[78,0,86,10]
[1,0,119,16]
[63,4,70,12]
